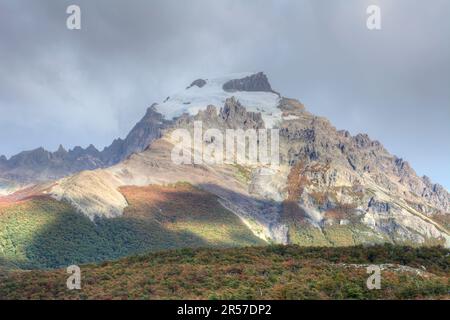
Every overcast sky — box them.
[1,0,449,189]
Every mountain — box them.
[0,105,167,194]
[0,72,449,270]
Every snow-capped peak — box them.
[155,72,282,128]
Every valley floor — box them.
[0,245,448,300]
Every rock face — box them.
[223,72,278,95]
[272,98,450,246]
[101,105,167,166]
[219,97,265,129]
[176,97,266,132]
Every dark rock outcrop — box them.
[223,72,279,95]
[187,79,207,89]
[219,97,265,130]
[101,104,166,165]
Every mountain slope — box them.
[0,183,263,269]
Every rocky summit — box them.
[222,72,278,95]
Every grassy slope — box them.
[286,218,446,248]
[287,221,388,247]
[0,184,264,269]
[0,244,448,300]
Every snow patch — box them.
[156,73,282,128]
